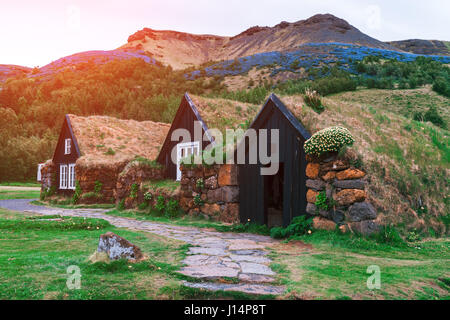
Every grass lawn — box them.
[269,231,450,300]
[0,182,41,187]
[0,189,40,200]
[0,207,265,300]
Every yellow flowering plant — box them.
[304,126,355,156]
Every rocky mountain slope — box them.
[387,39,450,55]
[121,14,397,69]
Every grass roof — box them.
[189,94,260,133]
[68,114,170,167]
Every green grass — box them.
[0,208,263,300]
[0,190,40,200]
[31,200,115,210]
[270,230,450,300]
[0,182,41,187]
[105,209,270,235]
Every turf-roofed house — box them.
[40,114,170,203]
[157,93,313,227]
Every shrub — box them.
[165,199,180,218]
[303,88,324,113]
[315,191,330,211]
[143,191,153,202]
[304,126,355,156]
[94,180,102,195]
[196,178,204,190]
[130,183,139,199]
[117,199,125,211]
[155,195,165,212]
[270,216,313,239]
[72,181,82,204]
[371,225,406,246]
[193,194,204,207]
[138,202,148,211]
[432,77,450,97]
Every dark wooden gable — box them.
[238,93,311,227]
[52,114,81,165]
[156,93,213,179]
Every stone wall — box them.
[180,164,239,223]
[305,153,379,235]
[40,160,56,194]
[115,161,165,208]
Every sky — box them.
[0,0,449,67]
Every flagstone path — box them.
[0,199,285,296]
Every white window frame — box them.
[176,141,200,181]
[68,163,76,190]
[60,164,68,189]
[37,163,44,182]
[64,138,71,155]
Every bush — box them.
[432,77,450,97]
[72,181,82,204]
[303,88,324,113]
[129,183,139,199]
[371,225,406,246]
[270,215,313,239]
[304,126,355,156]
[155,195,165,212]
[164,199,180,218]
[117,199,125,211]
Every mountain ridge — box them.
[121,13,397,69]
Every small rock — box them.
[348,201,377,222]
[306,163,320,179]
[333,189,366,206]
[307,189,319,203]
[330,209,345,224]
[88,251,110,263]
[333,179,366,190]
[97,232,143,261]
[306,179,325,191]
[306,203,317,215]
[322,171,336,181]
[313,216,336,231]
[348,220,380,236]
[336,168,365,180]
[221,186,239,202]
[204,175,218,189]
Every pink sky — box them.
[1,0,449,67]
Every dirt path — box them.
[0,199,284,296]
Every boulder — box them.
[97,232,144,261]
[201,203,221,216]
[207,188,222,203]
[336,168,366,180]
[220,203,240,223]
[333,189,366,206]
[204,175,218,189]
[348,220,380,236]
[322,171,336,182]
[313,217,336,231]
[329,208,345,224]
[306,203,317,215]
[348,201,377,222]
[307,189,319,204]
[218,164,238,186]
[306,179,326,191]
[321,159,349,172]
[306,163,320,179]
[333,179,366,190]
[221,186,239,203]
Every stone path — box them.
[0,199,285,296]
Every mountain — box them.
[387,39,450,56]
[0,65,31,81]
[121,13,397,70]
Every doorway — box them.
[264,163,284,228]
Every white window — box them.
[65,139,71,155]
[60,165,67,189]
[176,141,200,181]
[68,164,76,190]
[37,163,44,182]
